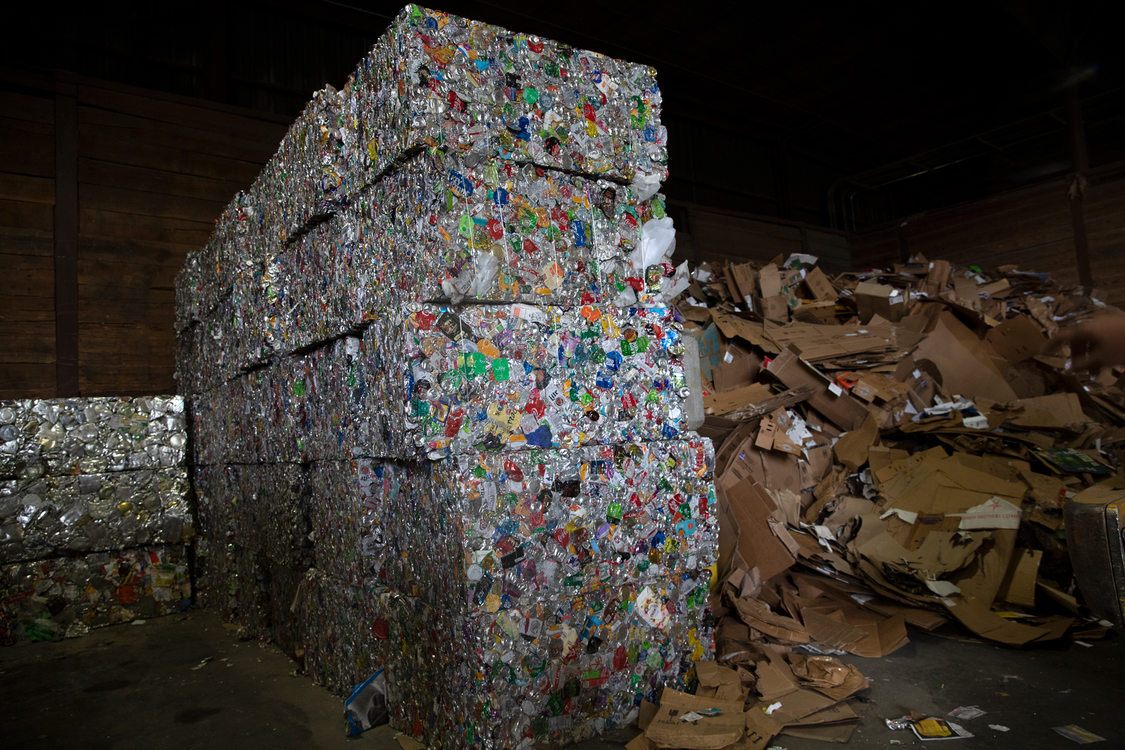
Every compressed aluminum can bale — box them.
[292,438,716,748]
[174,196,256,333]
[307,459,402,588]
[190,304,687,464]
[193,463,311,570]
[244,86,347,246]
[0,468,192,564]
[177,154,682,392]
[0,544,191,644]
[377,302,688,458]
[175,83,341,335]
[341,5,667,197]
[295,573,389,695]
[0,397,187,479]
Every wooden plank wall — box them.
[851,163,1125,306]
[0,87,56,398]
[673,202,852,273]
[0,72,288,399]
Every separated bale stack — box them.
[0,397,192,643]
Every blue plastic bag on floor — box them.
[344,669,388,737]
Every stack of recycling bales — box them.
[176,5,718,747]
[0,397,192,644]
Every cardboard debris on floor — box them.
[635,252,1124,746]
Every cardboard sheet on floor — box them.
[756,689,844,726]
[799,607,870,653]
[643,689,747,749]
[943,596,1069,645]
[785,700,860,728]
[781,722,858,743]
[800,602,908,658]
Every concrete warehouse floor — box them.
[1,609,1122,749]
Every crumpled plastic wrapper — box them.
[0,545,191,644]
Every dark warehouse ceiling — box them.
[5,0,1123,228]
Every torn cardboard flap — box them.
[787,654,869,702]
[985,313,1047,364]
[834,412,880,471]
[728,590,811,644]
[913,311,1018,402]
[705,383,776,417]
[997,548,1042,608]
[729,262,759,307]
[804,266,837,301]
[720,479,797,584]
[766,350,870,432]
[695,661,747,703]
[759,263,783,298]
[711,310,771,349]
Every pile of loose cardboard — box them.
[633,253,1125,747]
[626,653,870,748]
[621,255,1123,747]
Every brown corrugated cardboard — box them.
[721,479,797,583]
[854,281,907,322]
[644,689,747,749]
[766,350,869,431]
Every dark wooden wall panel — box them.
[72,81,287,395]
[1,71,287,398]
[0,89,56,399]
[677,203,806,265]
[852,163,1125,307]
